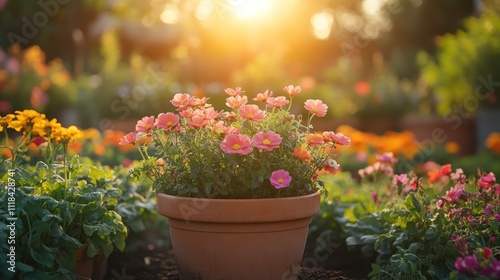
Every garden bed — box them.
[104,245,367,280]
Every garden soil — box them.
[104,245,369,280]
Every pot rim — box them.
[156,191,321,223]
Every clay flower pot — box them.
[157,192,321,280]
[74,244,95,280]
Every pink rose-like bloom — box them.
[270,170,292,189]
[155,112,180,130]
[224,125,240,135]
[478,172,496,189]
[436,199,444,209]
[284,85,301,96]
[393,174,409,187]
[266,96,289,108]
[192,97,210,107]
[179,107,193,118]
[252,131,282,151]
[203,107,221,121]
[409,178,418,191]
[188,109,209,128]
[224,87,242,96]
[376,152,398,164]
[119,132,137,146]
[253,90,273,102]
[455,256,480,273]
[136,116,156,133]
[239,104,266,122]
[226,95,248,109]
[446,184,466,203]
[220,134,253,155]
[171,93,193,109]
[213,121,226,134]
[323,131,351,146]
[304,99,328,117]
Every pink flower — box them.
[478,172,496,189]
[224,126,240,135]
[192,97,210,107]
[284,85,301,96]
[393,174,409,187]
[436,199,444,209]
[226,95,248,109]
[136,116,156,133]
[187,109,209,128]
[304,99,328,117]
[270,170,292,189]
[323,131,351,146]
[239,105,266,122]
[203,107,221,121]
[119,132,137,146]
[224,87,242,96]
[376,152,398,164]
[409,178,418,191]
[171,93,193,109]
[446,183,466,203]
[253,90,273,102]
[220,134,253,155]
[266,96,289,108]
[155,112,180,130]
[252,131,282,151]
[179,107,193,118]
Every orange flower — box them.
[427,163,452,184]
[445,141,460,155]
[486,132,500,154]
[93,143,106,156]
[305,133,324,146]
[293,147,311,162]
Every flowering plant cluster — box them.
[120,86,351,198]
[344,154,500,279]
[0,110,128,279]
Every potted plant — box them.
[120,85,351,279]
[417,1,500,152]
[0,110,127,280]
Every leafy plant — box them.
[0,110,128,279]
[418,1,500,115]
[347,158,500,279]
[121,85,351,198]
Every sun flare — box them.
[233,0,273,20]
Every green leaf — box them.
[404,193,422,219]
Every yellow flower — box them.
[51,125,83,143]
[8,110,47,134]
[83,128,101,141]
[0,114,14,133]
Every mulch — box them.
[104,246,368,280]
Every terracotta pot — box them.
[157,192,321,280]
[74,244,95,280]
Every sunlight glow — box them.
[196,0,214,21]
[311,11,334,40]
[362,0,383,15]
[160,4,179,24]
[233,0,273,20]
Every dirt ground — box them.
[104,246,369,280]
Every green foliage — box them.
[0,156,129,279]
[418,2,500,115]
[131,87,346,199]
